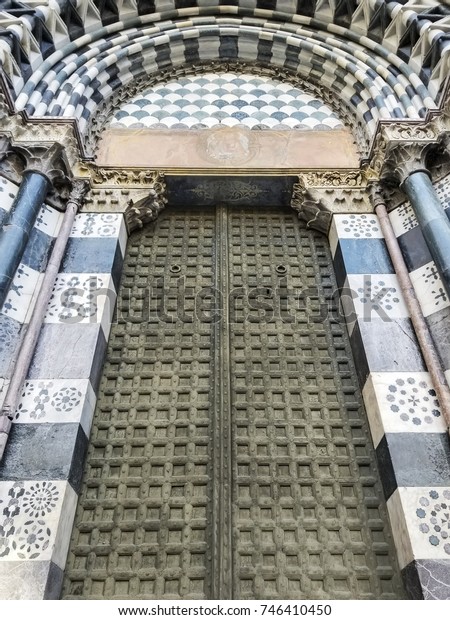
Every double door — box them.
[63,205,404,600]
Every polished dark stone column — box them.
[402,171,450,295]
[0,171,49,308]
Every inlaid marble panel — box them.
[111,73,344,131]
[1,263,42,324]
[0,480,77,568]
[14,379,96,437]
[329,214,383,257]
[343,274,409,330]
[410,261,450,317]
[44,273,116,338]
[363,372,447,447]
[388,487,450,569]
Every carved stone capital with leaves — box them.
[13,142,70,185]
[0,134,25,184]
[381,142,435,186]
[67,179,90,209]
[9,142,72,210]
[367,183,388,209]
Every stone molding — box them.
[76,164,164,189]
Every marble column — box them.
[0,143,67,309]
[386,143,450,299]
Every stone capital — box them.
[368,119,442,184]
[381,142,434,186]
[67,179,90,208]
[367,182,387,209]
[9,142,73,210]
[13,142,70,186]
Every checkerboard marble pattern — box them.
[5,6,438,144]
[329,209,450,599]
[111,73,344,130]
[0,205,127,599]
[1,1,448,106]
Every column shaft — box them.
[0,171,49,308]
[403,171,450,294]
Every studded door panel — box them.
[63,210,216,599]
[228,208,404,599]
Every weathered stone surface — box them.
[0,561,63,600]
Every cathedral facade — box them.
[0,0,450,600]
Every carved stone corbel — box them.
[290,181,332,235]
[124,188,168,233]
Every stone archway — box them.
[0,1,450,598]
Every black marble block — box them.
[402,559,450,600]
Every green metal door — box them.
[62,205,405,600]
